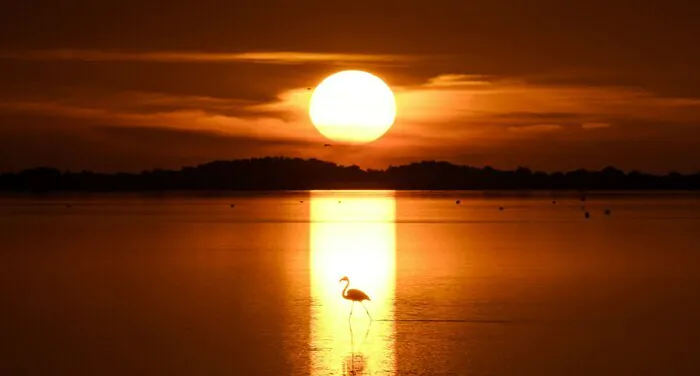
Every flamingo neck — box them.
[342,280,350,298]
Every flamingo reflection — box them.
[344,319,371,375]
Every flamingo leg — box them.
[361,301,372,321]
[349,301,355,318]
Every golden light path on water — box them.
[310,191,396,375]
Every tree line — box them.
[1,157,698,191]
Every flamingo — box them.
[339,276,372,320]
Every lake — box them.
[1,191,700,375]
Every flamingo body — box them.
[344,288,370,302]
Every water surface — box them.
[1,191,699,375]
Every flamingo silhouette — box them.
[339,276,372,320]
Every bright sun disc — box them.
[309,70,396,144]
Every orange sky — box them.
[1,1,699,173]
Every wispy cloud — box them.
[0,96,314,141]
[395,73,700,131]
[581,122,612,129]
[424,74,493,88]
[507,124,564,133]
[0,49,416,65]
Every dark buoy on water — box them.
[585,211,590,219]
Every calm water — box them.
[1,191,700,375]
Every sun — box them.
[309,70,396,144]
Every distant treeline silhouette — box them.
[1,157,698,192]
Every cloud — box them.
[581,122,612,129]
[424,74,493,88]
[395,73,700,132]
[0,96,314,141]
[0,49,417,65]
[507,124,564,133]
[494,112,581,120]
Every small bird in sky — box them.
[339,276,371,320]
[324,143,332,147]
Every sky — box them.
[1,0,699,173]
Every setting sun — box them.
[309,70,396,144]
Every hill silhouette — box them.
[1,157,698,192]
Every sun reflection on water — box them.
[310,191,396,375]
